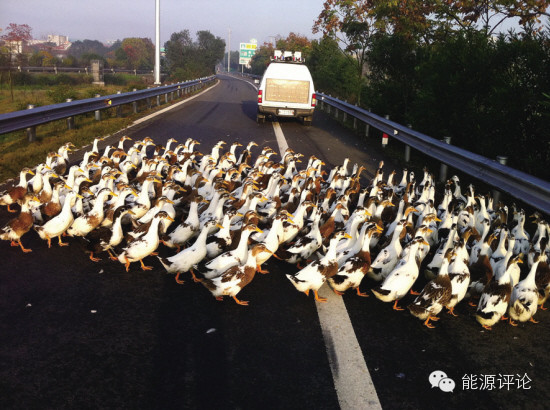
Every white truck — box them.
[257,50,316,126]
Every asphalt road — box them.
[1,75,549,410]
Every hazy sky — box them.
[1,0,323,48]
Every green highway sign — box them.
[239,49,255,59]
[239,42,257,64]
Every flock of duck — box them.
[1,135,550,330]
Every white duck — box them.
[368,219,406,281]
[475,254,521,330]
[34,191,81,248]
[201,243,271,306]
[372,237,427,310]
[446,233,472,316]
[163,195,206,250]
[202,224,263,279]
[509,254,541,325]
[286,231,351,302]
[66,188,116,237]
[408,249,454,328]
[329,224,382,297]
[158,220,222,283]
[118,211,175,271]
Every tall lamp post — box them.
[154,0,161,84]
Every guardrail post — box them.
[132,89,138,113]
[404,124,412,162]
[342,101,347,123]
[66,99,74,129]
[157,95,161,106]
[353,106,357,130]
[116,91,123,117]
[164,92,169,104]
[492,156,508,205]
[382,115,390,148]
[438,137,452,183]
[26,105,36,142]
[365,108,371,137]
[94,94,101,121]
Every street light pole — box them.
[227,27,231,72]
[154,0,161,85]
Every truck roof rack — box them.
[271,50,305,63]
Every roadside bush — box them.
[125,81,148,92]
[82,87,106,99]
[47,84,79,104]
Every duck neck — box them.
[18,171,29,188]
[525,261,540,285]
[186,201,200,224]
[324,237,341,261]
[144,218,162,242]
[111,214,126,244]
[236,230,252,256]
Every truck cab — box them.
[257,50,316,126]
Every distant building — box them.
[47,34,70,46]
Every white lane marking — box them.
[272,121,289,155]
[272,123,382,410]
[132,80,220,126]
[220,73,258,91]
[316,284,382,410]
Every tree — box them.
[308,37,360,100]
[68,40,110,60]
[1,23,33,101]
[1,23,32,45]
[119,37,154,70]
[196,30,226,74]
[313,1,377,104]
[432,0,550,36]
[249,42,274,75]
[164,30,225,80]
[164,30,193,72]
[276,32,312,57]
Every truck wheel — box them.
[303,116,313,126]
[256,114,265,124]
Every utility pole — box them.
[154,0,161,84]
[227,27,231,72]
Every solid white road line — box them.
[272,121,289,155]
[272,122,382,410]
[316,284,382,410]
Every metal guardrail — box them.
[317,93,550,215]
[0,76,215,136]
[1,65,162,75]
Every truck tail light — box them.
[258,90,263,103]
[311,93,316,107]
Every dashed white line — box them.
[272,122,382,410]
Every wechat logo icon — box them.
[429,370,455,393]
